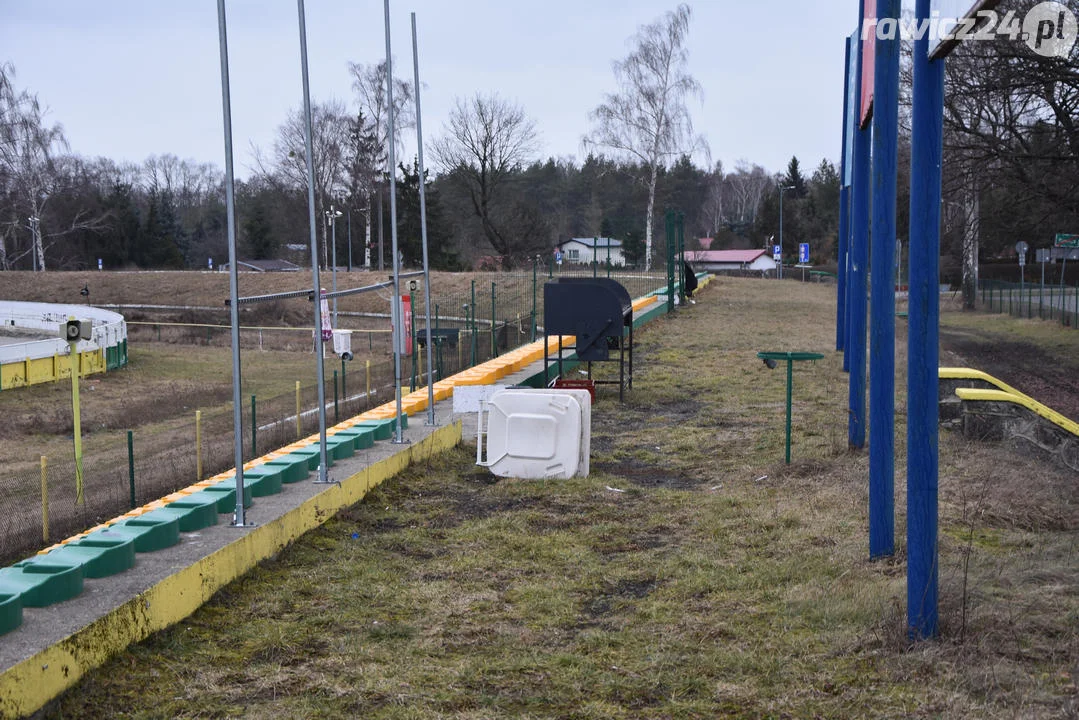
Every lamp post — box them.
[778,185,793,280]
[325,206,343,327]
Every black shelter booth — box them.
[543,277,633,401]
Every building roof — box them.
[558,237,623,249]
[685,249,770,263]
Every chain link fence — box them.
[0,269,668,566]
[980,278,1079,327]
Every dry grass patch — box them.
[41,277,1079,719]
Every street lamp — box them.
[324,206,343,328]
[778,186,794,280]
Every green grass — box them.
[41,278,1078,719]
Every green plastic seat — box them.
[202,482,253,511]
[156,496,221,531]
[333,426,376,450]
[239,465,284,486]
[291,446,334,470]
[354,418,394,441]
[0,592,21,636]
[327,435,355,460]
[0,561,84,608]
[261,456,309,483]
[111,513,181,553]
[44,535,137,579]
[242,471,283,497]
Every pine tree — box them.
[243,201,275,260]
[785,156,807,197]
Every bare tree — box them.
[584,4,704,270]
[432,93,539,257]
[727,161,773,227]
[256,99,350,268]
[0,62,68,270]
[348,61,414,269]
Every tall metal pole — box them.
[906,0,943,640]
[779,187,785,281]
[297,0,330,481]
[869,0,899,560]
[385,0,405,443]
[217,0,247,526]
[412,12,437,426]
[347,209,352,272]
[837,36,852,356]
[848,0,871,450]
[331,209,338,328]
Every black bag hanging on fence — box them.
[684,262,698,298]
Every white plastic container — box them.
[477,389,591,479]
[332,329,353,360]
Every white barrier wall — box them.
[0,302,127,387]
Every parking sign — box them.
[798,243,810,264]
[772,245,781,261]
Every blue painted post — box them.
[838,186,849,354]
[836,37,852,355]
[848,3,870,449]
[906,0,944,640]
[869,0,899,559]
[838,187,850,342]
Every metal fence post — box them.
[195,409,203,481]
[341,357,347,399]
[251,394,257,458]
[665,210,676,314]
[127,431,135,509]
[295,380,302,439]
[491,281,497,357]
[366,360,371,402]
[333,370,339,423]
[531,259,537,342]
[677,212,686,305]
[40,455,49,543]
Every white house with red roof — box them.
[684,249,777,273]
[556,237,625,265]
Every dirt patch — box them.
[591,460,702,488]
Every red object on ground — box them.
[553,378,596,402]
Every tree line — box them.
[3,0,1075,282]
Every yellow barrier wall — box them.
[0,349,106,391]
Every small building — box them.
[684,249,777,273]
[557,237,625,266]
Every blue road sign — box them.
[772,245,781,261]
[799,243,810,264]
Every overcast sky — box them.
[2,1,854,180]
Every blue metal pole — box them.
[906,0,943,640]
[836,37,852,355]
[838,186,850,357]
[848,3,870,449]
[869,0,899,559]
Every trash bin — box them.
[332,330,353,361]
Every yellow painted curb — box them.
[0,422,462,720]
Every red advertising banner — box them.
[320,289,332,342]
[401,294,413,356]
[860,0,876,128]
